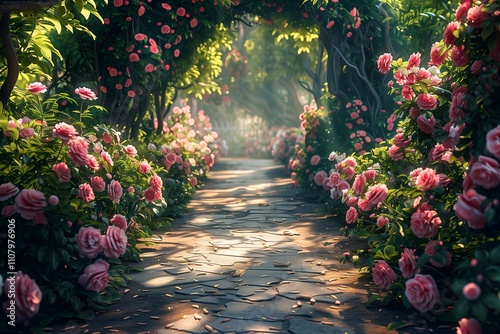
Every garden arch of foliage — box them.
[1,0,500,333]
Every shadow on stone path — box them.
[54,158,450,334]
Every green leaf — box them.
[49,250,60,270]
[387,322,408,330]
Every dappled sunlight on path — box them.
[52,159,429,334]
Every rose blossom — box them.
[358,184,389,211]
[310,155,320,166]
[14,189,47,220]
[52,162,71,182]
[67,137,89,166]
[486,125,500,158]
[399,248,419,279]
[100,226,127,258]
[352,174,366,195]
[32,213,48,225]
[416,114,436,134]
[407,52,421,69]
[416,94,437,110]
[450,45,471,67]
[388,145,404,161]
[454,189,486,229]
[100,151,114,166]
[75,227,103,258]
[457,318,482,334]
[410,209,441,238]
[469,155,500,189]
[144,187,162,202]
[78,259,110,292]
[345,207,358,224]
[90,176,106,192]
[123,144,138,157]
[415,168,439,191]
[363,169,378,180]
[20,127,35,138]
[78,183,95,202]
[314,170,328,186]
[48,195,59,206]
[149,174,163,191]
[443,21,460,46]
[110,214,127,230]
[376,216,389,228]
[430,42,448,65]
[0,182,19,201]
[405,274,440,313]
[2,205,16,217]
[53,122,78,142]
[139,161,151,173]
[377,53,393,74]
[393,133,410,148]
[372,260,396,290]
[455,0,472,21]
[108,180,123,203]
[75,87,98,100]
[462,282,481,301]
[26,82,47,95]
[467,4,488,29]
[3,271,42,321]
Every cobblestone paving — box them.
[53,159,444,334]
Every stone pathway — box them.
[55,159,432,334]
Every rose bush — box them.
[285,1,500,332]
[0,87,217,330]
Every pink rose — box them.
[450,45,471,67]
[415,168,439,191]
[53,122,78,142]
[32,213,48,225]
[454,189,486,229]
[486,125,500,158]
[108,180,123,203]
[0,182,19,201]
[352,174,365,195]
[90,176,106,192]
[470,60,483,75]
[67,137,89,166]
[405,274,440,313]
[314,170,328,186]
[189,176,198,187]
[3,271,42,321]
[139,161,151,173]
[410,209,441,238]
[48,195,59,206]
[345,207,358,224]
[416,114,436,134]
[388,145,404,161]
[190,18,198,28]
[176,7,186,16]
[393,133,410,148]
[78,259,110,292]
[449,90,467,122]
[110,214,127,230]
[416,94,437,111]
[75,87,98,100]
[336,180,350,192]
[376,216,389,228]
[26,82,47,95]
[424,240,452,267]
[457,318,482,334]
[329,172,341,186]
[86,155,100,171]
[75,227,103,258]
[52,162,71,183]
[100,150,114,166]
[399,248,419,279]
[443,21,460,46]
[467,5,488,29]
[358,184,389,211]
[469,155,500,189]
[429,42,448,65]
[407,52,421,69]
[100,226,127,258]
[20,127,35,138]
[310,155,320,166]
[372,260,396,290]
[2,205,16,217]
[377,53,393,74]
[455,1,472,21]
[144,187,162,202]
[78,183,95,202]
[462,282,481,301]
[14,189,47,220]
[363,169,378,180]
[149,174,163,191]
[123,144,137,157]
